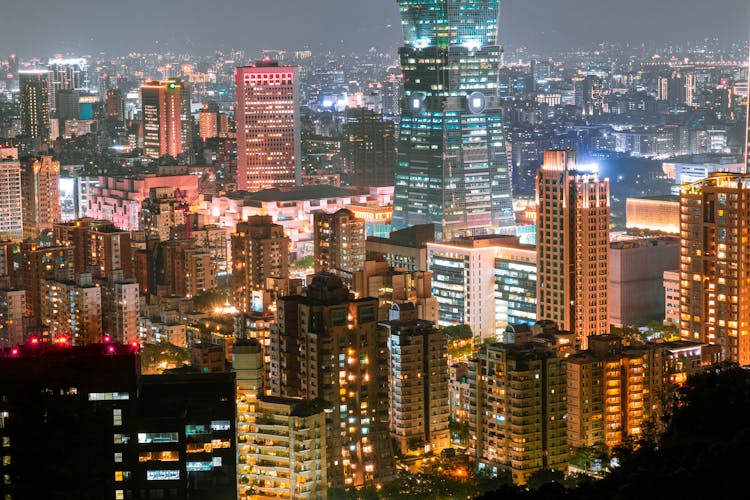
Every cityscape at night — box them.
[0,0,749,498]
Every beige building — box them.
[567,335,663,449]
[663,270,680,325]
[22,156,61,240]
[232,216,289,313]
[536,150,610,349]
[381,308,449,455]
[352,260,437,323]
[159,239,216,298]
[41,273,102,345]
[0,148,23,241]
[625,195,680,234]
[313,209,366,277]
[0,289,26,346]
[469,340,568,485]
[679,174,750,364]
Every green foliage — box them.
[193,288,231,313]
[441,324,473,340]
[292,255,315,269]
[140,342,189,373]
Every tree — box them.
[441,324,473,340]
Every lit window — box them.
[114,452,122,463]
[113,409,122,426]
[115,491,124,500]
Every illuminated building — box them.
[270,274,395,487]
[625,195,680,234]
[54,219,133,282]
[313,208,366,278]
[393,0,514,241]
[0,289,25,346]
[427,236,516,339]
[98,269,140,344]
[679,173,750,364]
[22,156,61,240]
[106,88,125,122]
[47,58,89,114]
[469,340,567,485]
[0,148,23,241]
[13,243,74,321]
[536,150,610,349]
[198,101,228,140]
[494,238,537,329]
[352,260,437,323]
[41,272,102,344]
[365,223,434,272]
[235,61,300,191]
[233,339,327,500]
[582,75,603,116]
[382,304,449,455]
[567,335,663,449]
[158,239,216,299]
[86,171,199,232]
[347,203,392,238]
[231,216,289,313]
[609,237,679,327]
[342,107,396,187]
[663,269,680,325]
[141,78,191,159]
[19,69,50,139]
[139,187,191,241]
[449,362,470,425]
[746,57,750,172]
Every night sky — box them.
[0,0,747,56]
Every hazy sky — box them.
[0,0,748,57]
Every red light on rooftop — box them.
[103,335,111,343]
[107,345,115,353]
[29,337,39,345]
[10,348,18,356]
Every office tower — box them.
[582,75,603,116]
[141,78,191,159]
[235,61,300,191]
[106,88,125,122]
[427,236,510,339]
[313,209,366,277]
[0,289,25,346]
[19,69,50,139]
[47,57,88,114]
[494,239,537,326]
[0,148,23,241]
[381,307,450,455]
[233,339,327,499]
[158,239,216,298]
[680,173,750,364]
[14,243,74,321]
[567,335,663,449]
[352,260,438,322]
[270,274,395,487]
[392,0,514,241]
[366,223,435,272]
[21,156,61,240]
[609,237,679,327]
[342,108,396,187]
[198,101,228,140]
[231,216,289,313]
[469,340,567,485]
[625,195,680,234]
[41,272,102,344]
[536,150,610,349]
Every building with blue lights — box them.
[393,0,514,241]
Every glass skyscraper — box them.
[393,0,514,241]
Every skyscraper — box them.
[235,61,300,191]
[313,208,366,277]
[21,156,61,240]
[0,148,23,241]
[47,57,89,114]
[392,0,514,241]
[141,78,191,160]
[680,173,750,364]
[536,150,610,349]
[342,108,396,187]
[19,69,50,139]
[745,49,750,173]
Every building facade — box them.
[313,209,366,277]
[0,148,23,240]
[141,79,191,159]
[22,156,61,240]
[392,0,514,241]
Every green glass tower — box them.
[393,0,514,241]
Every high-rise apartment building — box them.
[13,243,74,321]
[233,339,327,500]
[342,108,396,187]
[567,335,663,448]
[158,238,215,298]
[47,58,89,114]
[679,173,750,364]
[392,0,514,241]
[198,101,228,140]
[0,289,25,346]
[269,274,395,487]
[235,61,300,191]
[469,340,568,485]
[313,209,366,277]
[0,148,23,241]
[381,308,450,455]
[536,150,610,349]
[22,156,61,240]
[19,69,50,139]
[495,238,537,327]
[141,78,191,159]
[41,272,102,344]
[231,216,290,313]
[582,75,604,116]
